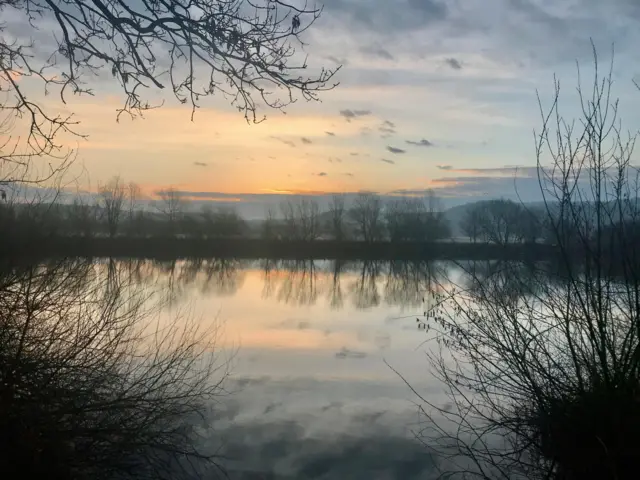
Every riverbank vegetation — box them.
[414,50,640,479]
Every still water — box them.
[117,258,455,478]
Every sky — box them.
[5,0,640,216]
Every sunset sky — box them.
[7,0,640,215]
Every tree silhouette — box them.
[98,176,127,238]
[414,48,640,479]
[0,0,338,189]
[350,193,385,243]
[0,257,228,479]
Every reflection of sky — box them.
[150,260,449,478]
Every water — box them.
[131,258,450,478]
[63,255,634,478]
[10,256,567,477]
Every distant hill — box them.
[442,198,640,238]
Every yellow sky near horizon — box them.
[17,95,465,198]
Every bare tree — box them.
[4,182,66,239]
[414,48,640,479]
[349,192,384,242]
[471,199,526,245]
[261,206,278,240]
[68,196,97,237]
[384,196,449,242]
[461,204,483,243]
[0,1,338,173]
[280,199,297,240]
[0,92,75,191]
[295,197,321,242]
[280,197,320,241]
[424,190,451,241]
[0,258,228,479]
[201,205,246,238]
[385,197,415,243]
[123,181,142,236]
[328,194,348,241]
[98,176,127,237]
[156,187,185,236]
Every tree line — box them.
[0,183,452,244]
[5,180,634,252]
[5,179,636,252]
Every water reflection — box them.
[385,260,440,307]
[263,259,320,306]
[0,257,586,478]
[109,257,248,305]
[118,257,449,310]
[9,257,572,314]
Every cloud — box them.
[444,57,463,70]
[153,190,240,199]
[388,166,544,202]
[301,137,313,144]
[441,166,539,177]
[350,152,359,156]
[406,138,434,147]
[321,0,448,33]
[379,120,396,135]
[316,0,640,87]
[360,45,395,61]
[335,347,367,359]
[325,131,336,136]
[193,161,208,167]
[429,176,545,201]
[325,55,347,65]
[381,159,396,165]
[359,126,374,137]
[392,169,557,205]
[152,190,244,203]
[270,135,296,147]
[386,146,406,154]
[339,109,372,122]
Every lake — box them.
[116,257,453,478]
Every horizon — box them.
[1,180,557,221]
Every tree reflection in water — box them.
[455,259,565,308]
[276,260,319,306]
[97,258,247,306]
[10,258,583,316]
[328,259,348,309]
[89,257,453,311]
[384,260,443,308]
[199,258,247,296]
[349,260,383,309]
